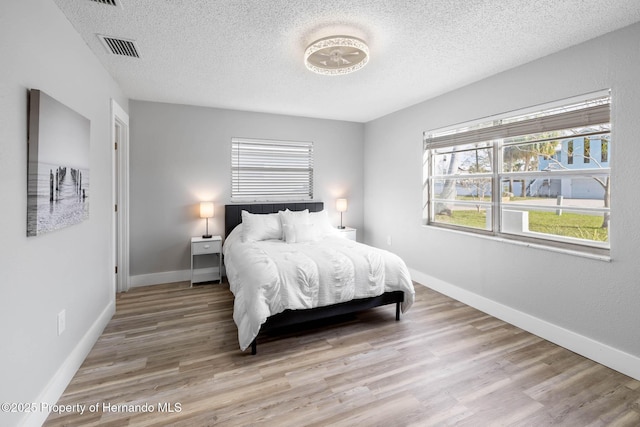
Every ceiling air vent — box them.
[89,0,118,6]
[98,35,140,58]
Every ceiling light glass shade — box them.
[304,36,369,76]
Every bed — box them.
[224,202,415,354]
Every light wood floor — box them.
[44,281,640,426]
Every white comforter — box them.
[223,225,415,351]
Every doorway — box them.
[112,100,129,293]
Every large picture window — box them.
[231,137,314,201]
[423,92,611,253]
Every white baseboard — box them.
[409,268,640,382]
[129,269,190,287]
[21,301,115,427]
[129,267,226,288]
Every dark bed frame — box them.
[225,202,405,355]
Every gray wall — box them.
[129,101,364,278]
[364,23,640,363]
[0,0,128,425]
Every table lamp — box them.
[336,198,347,229]
[200,201,214,238]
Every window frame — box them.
[231,137,314,202]
[423,91,611,256]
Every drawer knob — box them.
[204,245,210,249]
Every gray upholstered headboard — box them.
[225,202,324,237]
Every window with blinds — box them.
[231,138,314,201]
[423,91,611,254]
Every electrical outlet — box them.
[386,235,392,246]
[57,310,66,336]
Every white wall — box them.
[364,23,640,379]
[129,101,364,283]
[0,1,128,425]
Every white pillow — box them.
[282,222,319,243]
[241,211,282,242]
[278,209,310,229]
[309,210,338,237]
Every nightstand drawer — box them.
[192,240,221,255]
[337,227,356,241]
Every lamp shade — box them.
[336,198,348,212]
[199,202,214,218]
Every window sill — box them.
[422,224,611,262]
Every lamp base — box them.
[337,226,345,229]
[202,234,212,239]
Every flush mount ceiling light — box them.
[304,36,369,76]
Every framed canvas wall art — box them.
[27,89,90,237]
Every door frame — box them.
[111,99,130,293]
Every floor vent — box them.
[98,35,140,58]
[90,0,118,6]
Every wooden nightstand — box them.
[337,227,356,241]
[190,236,222,286]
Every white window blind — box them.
[231,138,314,201]
[425,96,611,149]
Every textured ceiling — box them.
[53,0,640,122]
